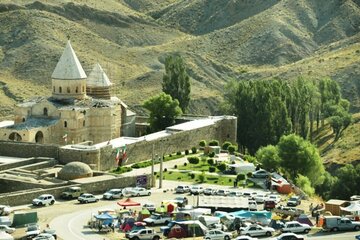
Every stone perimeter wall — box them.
[0,174,150,206]
[0,116,237,171]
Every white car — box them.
[228,191,242,197]
[190,186,204,195]
[0,205,11,216]
[215,189,230,196]
[0,225,15,234]
[267,194,281,204]
[32,194,55,206]
[78,193,99,203]
[175,185,190,193]
[248,200,257,211]
[143,213,172,226]
[33,233,56,240]
[143,203,156,212]
[26,224,41,239]
[128,187,151,197]
[270,232,305,240]
[242,191,257,199]
[204,188,215,195]
[254,193,268,203]
[204,229,232,240]
[236,236,258,240]
[252,169,270,178]
[281,221,311,234]
[103,189,123,199]
[240,224,275,237]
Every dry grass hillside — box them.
[0,0,359,119]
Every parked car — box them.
[236,236,258,240]
[60,186,83,200]
[128,187,151,197]
[252,170,270,178]
[254,193,268,203]
[125,228,161,240]
[215,189,230,196]
[0,216,11,226]
[270,232,305,240]
[32,194,55,206]
[190,186,204,195]
[248,200,257,211]
[170,196,188,206]
[26,224,41,239]
[264,200,276,210]
[228,191,242,197]
[287,196,301,207]
[0,225,15,234]
[204,229,232,240]
[240,224,275,237]
[103,189,123,200]
[322,216,360,232]
[175,185,190,193]
[143,213,172,226]
[281,221,311,233]
[204,188,216,195]
[143,203,156,212]
[33,233,55,240]
[78,193,99,204]
[267,194,281,204]
[242,191,257,200]
[0,205,11,216]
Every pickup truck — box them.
[322,216,360,232]
[61,186,83,199]
[125,228,161,240]
[143,213,172,226]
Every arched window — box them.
[83,120,85,127]
[53,86,55,92]
[22,118,25,122]
[76,86,79,93]
[67,87,70,93]
[59,87,62,93]
[43,108,48,116]
[64,121,67,128]
[35,131,44,143]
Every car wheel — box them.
[354,225,360,231]
[150,222,155,226]
[85,200,88,204]
[246,233,251,236]
[304,229,310,233]
[137,193,140,197]
[153,236,160,240]
[332,227,339,232]
[38,202,43,206]
[148,192,151,196]
[50,200,55,205]
[224,236,230,240]
[96,199,99,202]
[165,220,169,225]
[110,196,113,200]
[266,231,272,236]
[132,237,140,240]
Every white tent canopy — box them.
[340,202,360,213]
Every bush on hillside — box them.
[209,140,219,146]
[191,147,197,154]
[217,163,226,172]
[237,173,246,181]
[185,149,189,155]
[209,166,216,172]
[209,152,215,158]
[207,158,215,165]
[222,141,232,150]
[228,145,236,155]
[199,140,207,147]
[188,156,200,164]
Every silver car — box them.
[103,189,122,200]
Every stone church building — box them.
[0,41,135,144]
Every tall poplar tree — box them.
[162,54,191,112]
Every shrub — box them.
[209,140,219,146]
[177,177,181,180]
[209,152,215,158]
[247,172,253,178]
[198,171,206,183]
[229,179,232,182]
[228,145,236,155]
[169,154,172,157]
[131,163,141,169]
[174,165,177,169]
[222,141,232,150]
[191,147,197,154]
[190,173,195,179]
[176,151,182,155]
[244,154,257,164]
[209,166,216,172]
[185,149,189,155]
[199,140,207,147]
[207,158,215,165]
[217,163,227,172]
[164,168,167,172]
[188,156,200,164]
[237,173,246,181]
[184,162,187,166]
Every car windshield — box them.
[151,215,160,219]
[175,197,184,201]
[27,225,39,231]
[109,190,118,194]
[38,196,45,200]
[289,197,298,201]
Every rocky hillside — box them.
[0,0,359,120]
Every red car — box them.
[264,200,276,210]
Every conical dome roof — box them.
[87,63,112,87]
[51,40,87,80]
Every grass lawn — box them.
[177,162,217,172]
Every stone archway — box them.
[9,132,22,141]
[35,131,44,143]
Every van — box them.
[322,216,360,232]
[0,216,12,226]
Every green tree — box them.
[295,175,315,196]
[277,134,325,186]
[255,145,281,171]
[330,164,360,200]
[162,54,191,112]
[143,93,182,132]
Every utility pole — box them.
[159,138,168,189]
[151,143,156,188]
